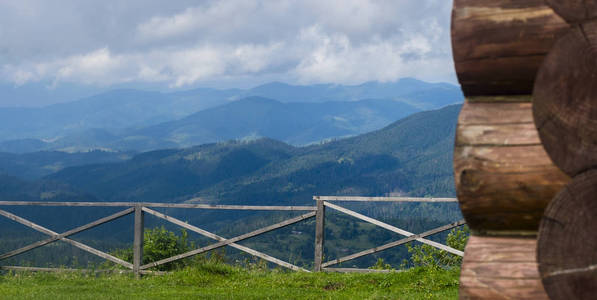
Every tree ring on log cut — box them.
[546,0,597,23]
[537,169,597,300]
[533,22,597,177]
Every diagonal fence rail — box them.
[312,196,465,272]
[0,201,316,276]
[0,197,465,276]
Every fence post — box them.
[133,204,144,278]
[314,198,325,271]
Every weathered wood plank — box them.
[0,207,133,261]
[321,219,465,268]
[229,244,309,273]
[0,201,316,211]
[322,268,399,273]
[133,205,144,278]
[141,208,309,272]
[313,200,325,272]
[454,145,569,233]
[460,236,547,300]
[0,266,166,275]
[64,239,133,269]
[456,123,540,146]
[461,262,541,278]
[466,95,532,103]
[457,101,533,125]
[0,209,133,269]
[463,235,538,262]
[323,202,464,256]
[0,266,87,273]
[0,266,109,273]
[454,100,570,233]
[452,0,568,96]
[140,210,315,270]
[460,278,548,300]
[313,196,456,202]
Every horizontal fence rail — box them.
[314,196,458,202]
[312,196,464,273]
[0,197,465,276]
[0,201,315,277]
[0,201,316,211]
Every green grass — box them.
[0,264,460,299]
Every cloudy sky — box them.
[0,0,455,102]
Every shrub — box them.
[403,226,470,269]
[369,258,393,270]
[112,226,193,271]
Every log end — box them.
[533,22,597,177]
[537,169,597,300]
[546,0,597,23]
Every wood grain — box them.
[533,21,597,176]
[0,201,316,211]
[322,268,397,273]
[537,169,597,300]
[0,209,133,269]
[454,101,569,233]
[313,196,457,202]
[133,206,144,278]
[546,0,597,23]
[313,200,325,271]
[0,207,133,261]
[460,236,547,299]
[452,0,568,96]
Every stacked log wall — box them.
[531,2,597,299]
[451,1,575,299]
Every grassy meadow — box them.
[0,263,460,299]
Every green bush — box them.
[112,226,193,271]
[403,226,469,269]
[369,258,393,270]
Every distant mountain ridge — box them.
[0,78,463,152]
[0,97,421,152]
[127,97,421,149]
[243,79,461,108]
[39,104,461,205]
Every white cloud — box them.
[0,0,455,88]
[293,26,451,84]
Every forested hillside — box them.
[44,104,460,205]
[0,150,132,179]
[0,104,462,269]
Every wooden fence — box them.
[0,197,465,276]
[312,196,465,273]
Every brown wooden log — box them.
[451,0,568,96]
[546,0,597,23]
[454,100,570,234]
[460,236,548,299]
[537,169,597,300]
[533,21,597,177]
